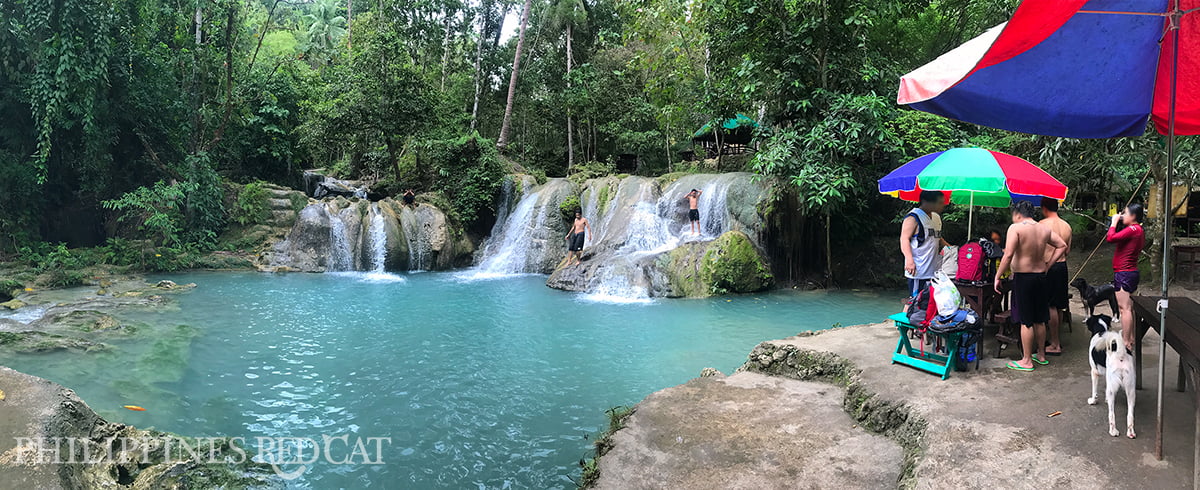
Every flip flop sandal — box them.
[1044,350,1063,356]
[1007,361,1034,372]
[1032,355,1049,365]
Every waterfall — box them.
[367,203,387,272]
[398,208,429,271]
[327,204,354,272]
[474,186,543,276]
[580,174,740,302]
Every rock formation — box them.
[539,173,773,298]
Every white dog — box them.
[1086,314,1136,438]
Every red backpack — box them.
[956,242,985,282]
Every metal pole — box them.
[1156,1,1182,462]
[969,192,974,240]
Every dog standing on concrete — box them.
[1071,278,1119,316]
[1086,314,1136,438]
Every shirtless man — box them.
[994,200,1068,372]
[564,211,591,266]
[1039,198,1072,355]
[685,189,703,235]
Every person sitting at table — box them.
[1108,203,1146,347]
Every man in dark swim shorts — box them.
[994,200,1067,372]
[564,211,591,267]
[685,189,703,235]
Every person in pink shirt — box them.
[1107,203,1145,347]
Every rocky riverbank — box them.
[589,303,1196,488]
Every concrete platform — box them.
[595,302,1195,489]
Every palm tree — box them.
[496,0,533,152]
[305,0,346,64]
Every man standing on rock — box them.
[1039,197,1072,356]
[994,200,1067,372]
[685,189,703,236]
[564,211,591,267]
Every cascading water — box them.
[474,187,543,276]
[398,208,429,271]
[367,203,387,272]
[327,204,354,272]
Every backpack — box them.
[905,286,933,326]
[939,246,959,278]
[955,242,985,282]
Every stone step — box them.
[266,198,294,209]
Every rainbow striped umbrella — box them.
[878,147,1067,236]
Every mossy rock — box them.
[663,231,773,297]
[701,231,773,294]
[1,299,26,310]
[45,310,137,334]
[0,330,109,353]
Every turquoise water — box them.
[3,272,897,488]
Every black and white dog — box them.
[1071,278,1119,316]
[1086,314,1136,438]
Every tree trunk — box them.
[440,8,453,91]
[470,0,489,131]
[194,1,203,44]
[497,0,533,151]
[345,0,353,49]
[825,210,833,287]
[566,22,574,173]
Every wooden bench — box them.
[889,312,962,380]
[1132,296,1200,481]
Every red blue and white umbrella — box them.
[897,1,1200,139]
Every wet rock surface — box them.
[594,371,903,490]
[0,366,278,489]
[544,173,773,298]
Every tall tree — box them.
[496,0,533,151]
[551,0,586,170]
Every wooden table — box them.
[1132,296,1200,484]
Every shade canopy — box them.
[878,148,1067,207]
[692,113,758,144]
[897,0,1200,139]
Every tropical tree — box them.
[496,0,534,151]
[305,0,346,65]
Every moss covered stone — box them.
[701,231,773,294]
[663,231,773,297]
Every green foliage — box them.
[890,111,962,160]
[102,181,197,247]
[420,134,506,222]
[578,405,635,487]
[568,160,617,186]
[559,195,582,221]
[233,181,271,226]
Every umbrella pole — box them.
[968,193,974,240]
[1156,2,1182,462]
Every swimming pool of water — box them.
[2,272,898,488]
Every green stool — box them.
[889,312,961,380]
